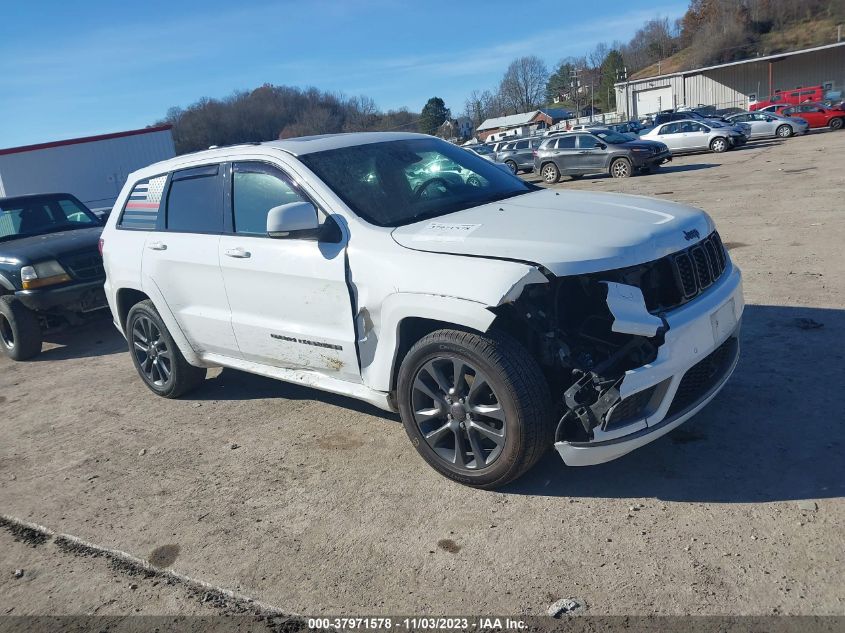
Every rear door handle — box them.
[224,247,251,259]
[147,241,167,251]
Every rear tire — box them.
[610,157,632,178]
[397,329,553,489]
[0,296,42,361]
[710,137,728,153]
[126,300,206,398]
[776,124,792,138]
[829,118,843,130]
[541,162,560,184]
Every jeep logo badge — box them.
[683,229,700,241]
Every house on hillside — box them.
[476,108,573,142]
[436,117,474,142]
[615,41,845,119]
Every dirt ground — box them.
[1,129,844,620]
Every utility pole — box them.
[616,67,629,120]
[569,68,581,122]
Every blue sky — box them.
[0,0,687,147]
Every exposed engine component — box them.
[492,269,670,442]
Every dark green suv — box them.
[0,193,107,360]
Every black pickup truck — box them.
[0,193,107,360]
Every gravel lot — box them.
[1,129,843,619]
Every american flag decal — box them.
[121,176,165,229]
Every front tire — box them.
[610,157,632,178]
[776,124,792,138]
[397,329,553,489]
[710,137,728,153]
[829,118,843,130]
[126,300,206,398]
[0,296,42,361]
[541,162,560,184]
[504,160,518,174]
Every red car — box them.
[750,85,825,111]
[780,103,845,130]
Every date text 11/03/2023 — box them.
[307,617,528,630]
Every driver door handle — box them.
[147,241,167,251]
[224,247,251,259]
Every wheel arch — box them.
[116,284,206,367]
[360,293,498,395]
[0,273,15,294]
[115,287,150,332]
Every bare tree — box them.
[498,56,549,113]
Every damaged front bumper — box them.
[555,261,743,466]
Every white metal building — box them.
[616,42,845,118]
[0,125,175,211]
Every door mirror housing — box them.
[596,143,607,149]
[267,202,320,238]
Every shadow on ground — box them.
[504,304,845,503]
[35,315,126,361]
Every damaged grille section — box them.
[582,231,728,314]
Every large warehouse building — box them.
[0,125,175,212]
[616,42,845,118]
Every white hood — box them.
[391,189,714,276]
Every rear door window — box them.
[557,136,577,149]
[165,165,224,234]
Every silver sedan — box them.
[725,111,809,138]
[640,119,745,153]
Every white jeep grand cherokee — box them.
[101,132,743,488]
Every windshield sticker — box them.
[412,222,482,242]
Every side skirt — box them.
[201,352,394,412]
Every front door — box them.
[679,122,710,150]
[218,161,361,382]
[142,164,240,357]
[575,134,607,172]
[653,123,682,151]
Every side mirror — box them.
[267,201,319,238]
[597,143,607,150]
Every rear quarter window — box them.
[119,176,167,230]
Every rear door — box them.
[218,161,360,381]
[142,164,240,357]
[552,135,580,173]
[512,140,531,168]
